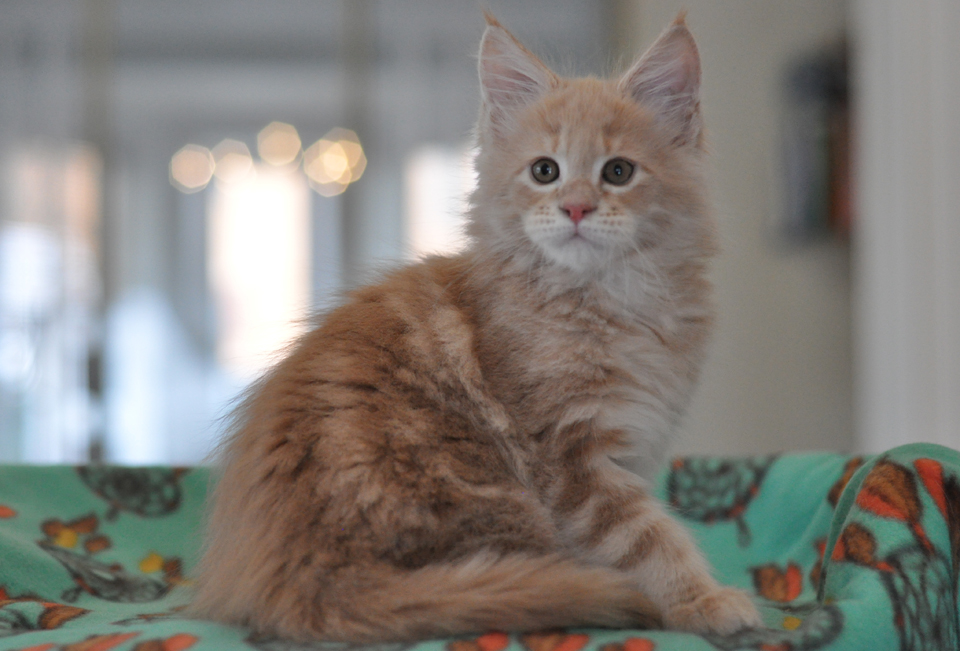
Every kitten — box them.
[191,12,763,642]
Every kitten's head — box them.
[469,13,715,283]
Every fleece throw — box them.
[0,442,957,651]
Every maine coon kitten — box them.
[191,13,763,642]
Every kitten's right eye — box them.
[530,158,559,184]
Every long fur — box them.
[190,13,762,642]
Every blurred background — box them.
[0,0,957,465]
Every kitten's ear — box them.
[478,12,557,134]
[618,13,702,147]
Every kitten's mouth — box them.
[567,230,596,246]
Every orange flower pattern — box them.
[0,448,957,651]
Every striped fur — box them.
[190,13,761,642]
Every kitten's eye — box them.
[602,158,635,185]
[530,158,559,184]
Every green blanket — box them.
[0,443,957,651]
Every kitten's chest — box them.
[504,311,697,458]
[525,308,663,388]
[490,312,653,409]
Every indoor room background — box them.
[0,0,957,465]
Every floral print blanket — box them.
[0,442,957,651]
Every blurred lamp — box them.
[303,128,367,197]
[258,121,302,167]
[170,144,215,193]
[213,139,254,184]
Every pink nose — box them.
[563,203,596,225]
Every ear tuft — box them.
[482,9,501,28]
[478,15,556,135]
[618,14,702,146]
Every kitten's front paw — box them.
[663,586,763,635]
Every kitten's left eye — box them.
[602,158,635,185]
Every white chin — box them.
[543,237,605,272]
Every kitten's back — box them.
[190,257,661,641]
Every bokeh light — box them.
[172,127,365,196]
[303,128,367,197]
[170,144,215,193]
[212,139,254,184]
[257,121,302,167]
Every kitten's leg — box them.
[557,458,762,635]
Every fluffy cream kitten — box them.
[191,12,763,642]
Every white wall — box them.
[852,0,960,452]
[621,1,854,456]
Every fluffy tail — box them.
[228,553,661,643]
